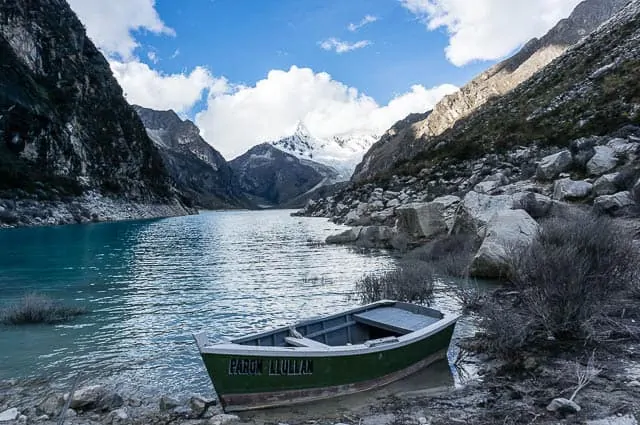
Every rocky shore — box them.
[0,191,195,229]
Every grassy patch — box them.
[0,293,87,325]
[352,262,435,305]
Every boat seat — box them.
[353,307,440,335]
[284,336,330,349]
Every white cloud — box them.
[110,60,227,114]
[319,38,372,54]
[68,0,175,59]
[147,51,159,64]
[399,0,583,66]
[195,66,458,159]
[348,15,379,32]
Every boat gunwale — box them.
[195,312,459,358]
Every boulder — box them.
[326,227,362,244]
[593,173,619,196]
[68,385,106,410]
[470,210,538,278]
[159,395,180,412]
[107,407,129,424]
[553,178,593,201]
[37,393,64,417]
[536,150,572,180]
[587,146,618,176]
[594,191,635,216]
[458,191,514,235]
[511,192,554,219]
[0,408,19,422]
[189,395,216,417]
[607,137,638,155]
[546,397,581,414]
[396,197,460,240]
[370,208,396,223]
[570,137,597,167]
[355,226,396,249]
[474,180,501,194]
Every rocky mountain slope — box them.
[133,106,250,209]
[230,143,340,207]
[271,122,378,180]
[299,0,640,274]
[353,0,629,182]
[0,0,191,226]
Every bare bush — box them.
[481,212,640,356]
[1,293,87,325]
[453,279,486,312]
[353,262,435,305]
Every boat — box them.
[194,300,459,412]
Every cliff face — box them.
[230,143,340,207]
[133,106,250,209]
[0,0,174,202]
[352,0,629,182]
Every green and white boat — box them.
[194,300,459,412]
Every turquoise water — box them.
[0,210,397,398]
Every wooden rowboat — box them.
[194,300,459,412]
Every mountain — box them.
[133,106,250,209]
[0,0,191,226]
[352,0,629,182]
[271,122,378,180]
[230,143,341,207]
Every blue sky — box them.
[143,0,488,104]
[68,0,583,159]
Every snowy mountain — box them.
[270,122,378,180]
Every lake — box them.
[0,210,473,400]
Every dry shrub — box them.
[353,262,435,305]
[481,212,640,357]
[1,293,87,325]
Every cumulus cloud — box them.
[195,66,458,159]
[319,38,372,54]
[110,60,227,114]
[400,0,582,66]
[348,15,379,32]
[68,0,174,59]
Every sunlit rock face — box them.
[0,0,174,202]
[352,0,629,182]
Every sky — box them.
[67,0,583,159]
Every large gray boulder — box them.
[553,178,593,200]
[594,191,635,215]
[587,146,618,176]
[536,150,572,180]
[326,226,397,249]
[458,191,514,235]
[607,137,638,155]
[593,173,619,196]
[511,192,555,218]
[326,227,362,244]
[396,196,461,240]
[470,210,538,279]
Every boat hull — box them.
[199,320,456,412]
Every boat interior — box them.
[231,301,444,349]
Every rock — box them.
[607,137,638,154]
[208,414,240,425]
[37,393,64,416]
[0,408,19,422]
[396,198,459,241]
[65,408,77,418]
[594,191,635,215]
[370,208,396,223]
[189,395,216,417]
[546,397,581,414]
[68,385,106,410]
[386,198,401,208]
[458,191,514,235]
[553,178,593,201]
[570,137,597,167]
[587,146,618,176]
[326,227,362,244]
[17,415,26,425]
[470,210,538,278]
[36,415,49,422]
[107,407,129,423]
[474,180,502,194]
[159,395,180,412]
[593,173,619,196]
[355,226,396,249]
[511,192,554,219]
[587,414,638,425]
[536,150,573,180]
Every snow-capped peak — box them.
[270,123,379,181]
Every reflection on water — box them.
[0,210,486,400]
